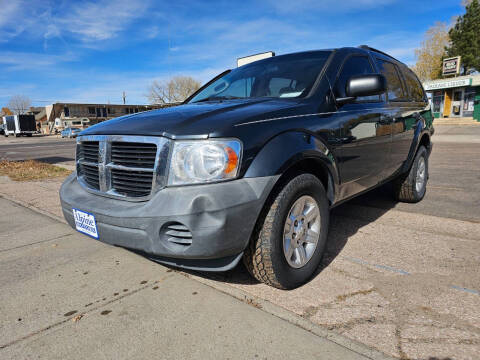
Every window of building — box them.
[88,107,95,115]
[375,59,406,102]
[64,106,70,117]
[108,108,115,114]
[335,55,381,102]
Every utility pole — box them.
[122,91,126,105]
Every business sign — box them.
[442,56,461,76]
[237,51,275,67]
[424,78,471,91]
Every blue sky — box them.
[0,0,464,107]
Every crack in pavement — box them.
[0,233,73,253]
[0,274,174,350]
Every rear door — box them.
[333,54,392,191]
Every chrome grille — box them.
[111,142,157,168]
[76,135,170,201]
[111,169,153,197]
[79,163,100,189]
[78,141,99,163]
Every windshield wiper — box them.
[194,95,243,103]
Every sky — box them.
[0,0,465,107]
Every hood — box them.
[80,98,308,138]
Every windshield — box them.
[188,51,332,103]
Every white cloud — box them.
[0,51,77,71]
[57,0,152,42]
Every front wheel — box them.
[393,145,429,203]
[243,173,330,289]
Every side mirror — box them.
[336,74,386,104]
[346,74,386,98]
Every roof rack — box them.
[358,45,400,62]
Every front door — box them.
[451,89,464,117]
[332,54,392,198]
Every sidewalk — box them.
[0,197,375,360]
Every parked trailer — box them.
[2,115,36,137]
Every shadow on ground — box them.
[35,156,75,164]
[181,183,398,287]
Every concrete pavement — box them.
[0,198,380,360]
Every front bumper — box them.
[60,173,278,271]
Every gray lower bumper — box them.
[60,173,278,271]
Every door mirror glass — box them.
[346,74,386,98]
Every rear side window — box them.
[401,67,425,102]
[335,55,380,102]
[375,59,406,102]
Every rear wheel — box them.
[393,145,428,203]
[243,173,329,289]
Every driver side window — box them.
[335,55,381,102]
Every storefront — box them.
[423,75,480,121]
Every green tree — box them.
[447,0,480,74]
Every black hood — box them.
[80,98,310,138]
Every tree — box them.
[1,107,13,116]
[447,0,480,74]
[148,76,201,104]
[7,95,32,115]
[412,22,450,81]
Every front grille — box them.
[111,169,153,197]
[75,135,170,200]
[79,163,100,190]
[78,141,99,163]
[111,142,157,168]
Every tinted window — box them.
[375,59,406,101]
[401,67,425,102]
[189,51,331,102]
[335,55,380,102]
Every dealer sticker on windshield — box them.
[73,208,99,239]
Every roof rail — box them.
[358,45,400,62]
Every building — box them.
[44,102,166,133]
[423,74,480,121]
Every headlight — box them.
[168,139,242,186]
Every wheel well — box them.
[419,133,431,150]
[271,158,333,205]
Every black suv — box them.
[60,46,433,289]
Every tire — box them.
[393,145,428,203]
[243,173,330,289]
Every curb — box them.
[0,192,67,225]
[186,274,397,360]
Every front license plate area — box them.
[73,208,99,239]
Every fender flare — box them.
[401,117,431,173]
[244,131,340,203]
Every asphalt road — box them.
[0,135,76,165]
